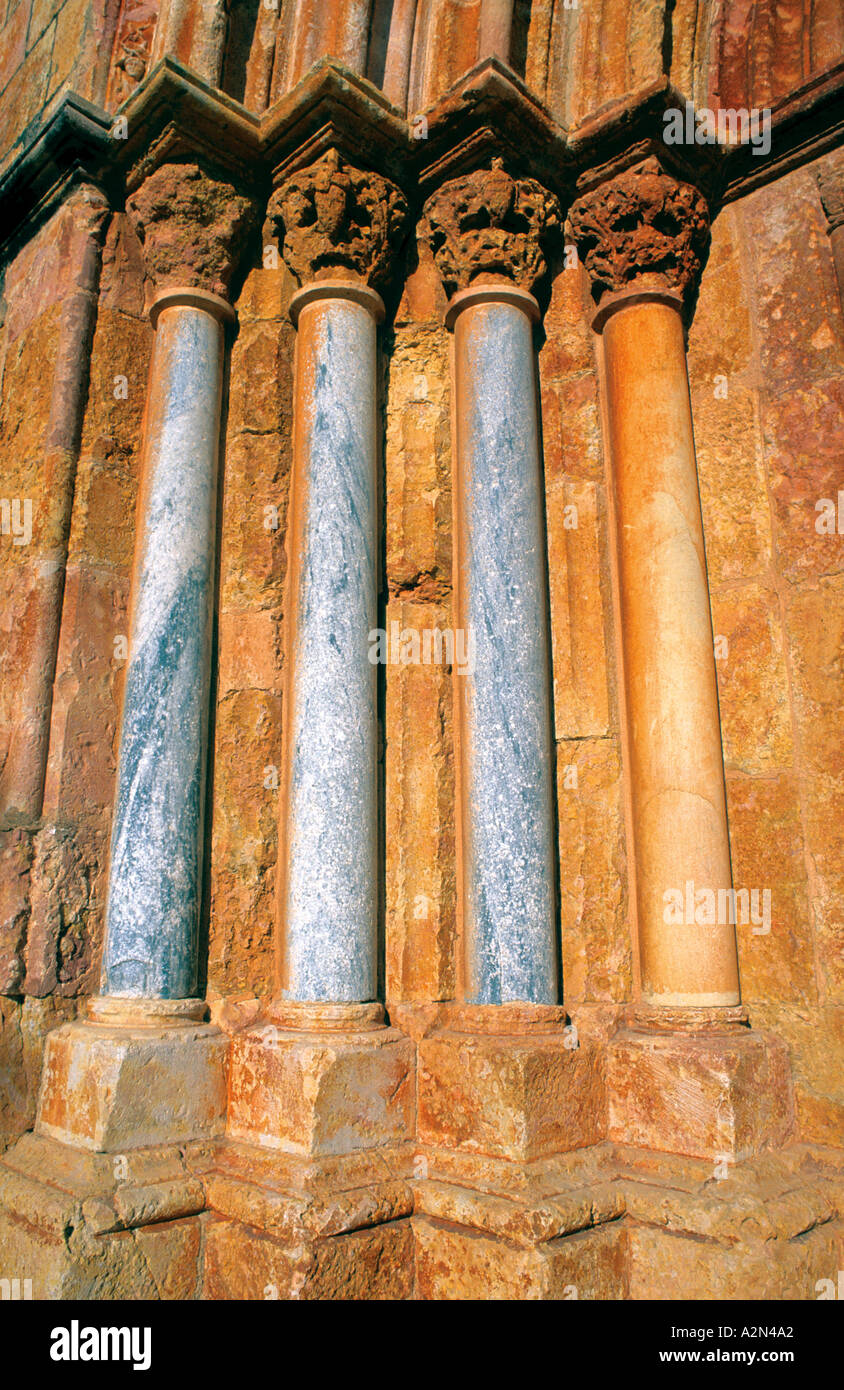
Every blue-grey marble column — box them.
[449,284,558,1005]
[276,281,381,1004]
[101,287,232,999]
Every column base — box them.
[203,1141,415,1299]
[417,1003,606,1161]
[202,1008,417,1297]
[36,999,228,1152]
[411,1141,844,1299]
[607,1015,794,1160]
[226,1010,415,1155]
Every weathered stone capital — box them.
[569,157,710,307]
[269,149,408,292]
[127,162,257,301]
[424,157,561,297]
[815,150,844,232]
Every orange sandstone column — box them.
[571,157,741,1016]
[477,0,514,62]
[0,187,109,825]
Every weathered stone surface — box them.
[413,1214,627,1299]
[425,158,561,296]
[569,157,710,307]
[711,584,794,775]
[0,996,79,1154]
[726,773,817,1007]
[128,162,257,297]
[750,1004,844,1149]
[270,149,408,290]
[36,1021,228,1151]
[628,1220,842,1300]
[556,740,630,1005]
[418,1028,606,1160]
[546,478,612,739]
[227,1025,415,1155]
[384,598,456,1004]
[608,1027,795,1160]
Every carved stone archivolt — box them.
[127,162,257,298]
[424,157,561,297]
[269,149,408,291]
[569,157,710,306]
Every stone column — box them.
[414,162,606,1173]
[565,158,792,1162]
[33,162,256,1152]
[150,0,230,86]
[425,158,560,1007]
[266,149,406,1020]
[0,186,109,825]
[477,0,514,63]
[224,150,415,1158]
[570,157,741,1019]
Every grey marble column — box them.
[426,160,561,1006]
[269,151,407,1012]
[101,288,232,999]
[450,285,557,1004]
[278,282,381,1003]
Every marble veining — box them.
[103,307,223,998]
[282,300,379,1002]
[460,302,557,1004]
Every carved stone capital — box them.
[127,162,257,300]
[569,157,710,307]
[424,157,561,297]
[816,150,844,232]
[269,149,408,291]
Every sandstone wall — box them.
[0,0,842,1161]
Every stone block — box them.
[226,1024,415,1155]
[628,1219,842,1300]
[418,1019,606,1160]
[607,1025,794,1160]
[35,1020,228,1151]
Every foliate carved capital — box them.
[269,150,408,291]
[569,157,710,306]
[424,158,561,296]
[816,150,844,232]
[127,162,257,300]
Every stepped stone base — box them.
[0,1132,212,1299]
[1,1010,841,1299]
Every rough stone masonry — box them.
[0,0,842,1300]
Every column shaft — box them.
[452,290,557,1005]
[601,296,740,1008]
[102,296,226,999]
[277,286,380,1004]
[478,0,514,62]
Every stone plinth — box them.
[36,1013,228,1152]
[417,1006,606,1161]
[0,1132,214,1299]
[225,1018,415,1156]
[607,1022,794,1160]
[202,1140,415,1299]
